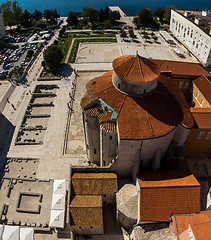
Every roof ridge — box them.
[116,95,127,117]
[138,56,145,81]
[123,56,136,79]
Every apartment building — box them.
[170,10,211,67]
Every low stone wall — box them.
[0,82,16,114]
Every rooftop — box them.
[137,171,200,188]
[171,210,211,239]
[71,172,118,195]
[137,171,201,222]
[113,55,159,83]
[193,75,211,105]
[175,10,211,37]
[191,108,211,129]
[81,69,194,140]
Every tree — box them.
[98,8,104,22]
[43,45,63,70]
[12,0,22,26]
[27,49,34,56]
[41,60,46,69]
[134,8,154,27]
[83,7,98,22]
[154,8,165,22]
[0,0,22,27]
[109,10,120,24]
[104,7,109,20]
[120,29,127,38]
[129,29,136,39]
[32,9,42,21]
[23,9,29,27]
[67,11,78,26]
[164,6,176,23]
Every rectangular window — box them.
[185,82,189,89]
[195,92,199,99]
[206,132,211,139]
[200,99,204,106]
[110,136,112,140]
[198,132,205,139]
[179,82,183,88]
[94,149,96,154]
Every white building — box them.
[170,10,211,67]
[0,13,6,39]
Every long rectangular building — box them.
[170,9,211,67]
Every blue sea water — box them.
[0,0,211,16]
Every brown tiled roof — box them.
[72,173,118,195]
[81,70,194,140]
[137,171,201,222]
[152,59,211,77]
[100,122,117,132]
[191,108,211,128]
[192,222,211,240]
[171,210,211,239]
[193,75,211,105]
[70,196,103,226]
[84,106,112,123]
[113,55,159,83]
[70,195,102,207]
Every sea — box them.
[1,0,211,16]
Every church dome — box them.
[112,54,159,96]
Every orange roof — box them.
[81,70,194,140]
[192,222,211,240]
[171,210,211,239]
[193,75,211,105]
[113,55,159,83]
[152,59,211,77]
[137,171,201,222]
[191,108,211,128]
[137,170,200,188]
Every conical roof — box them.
[53,180,66,195]
[3,226,19,240]
[113,54,159,83]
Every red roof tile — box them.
[171,210,211,240]
[137,171,201,222]
[191,108,211,128]
[81,71,194,140]
[193,75,211,105]
[152,59,211,77]
[113,55,159,83]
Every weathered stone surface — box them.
[116,183,138,229]
[130,224,176,240]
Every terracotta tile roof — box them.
[171,210,211,239]
[192,222,211,240]
[137,171,201,222]
[84,106,113,123]
[137,170,200,188]
[113,55,159,83]
[191,108,211,128]
[70,196,103,226]
[193,75,211,105]
[81,71,194,140]
[152,59,211,78]
[72,173,118,195]
[70,195,102,207]
[100,122,117,132]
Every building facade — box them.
[170,10,211,67]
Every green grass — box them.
[58,33,73,61]
[68,37,117,63]
[68,30,116,39]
